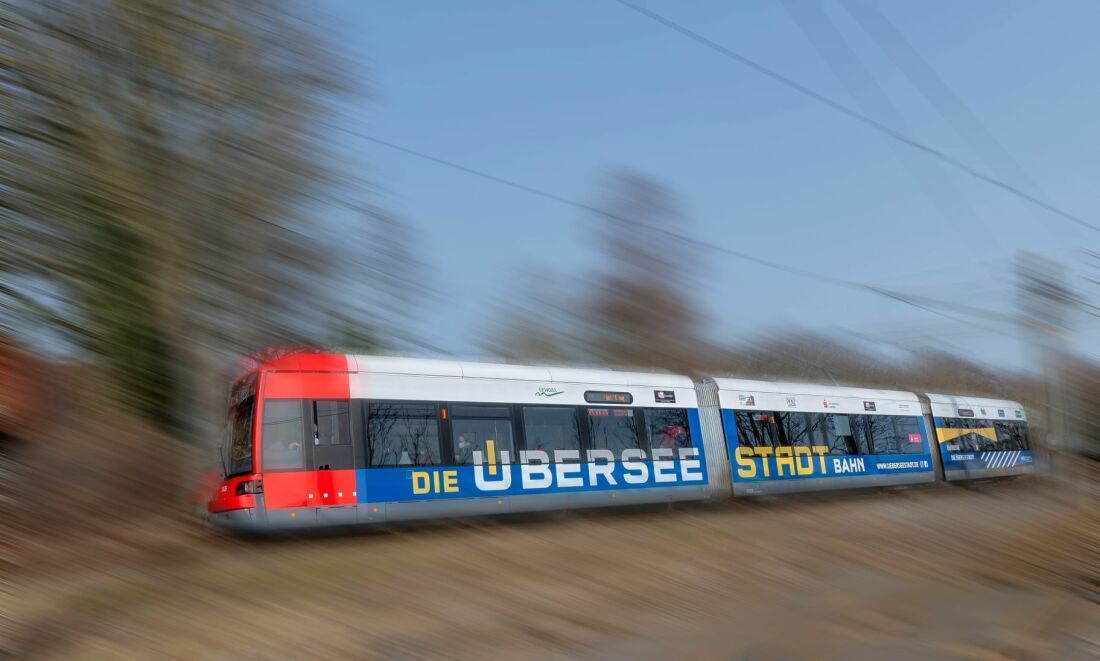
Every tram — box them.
[208,352,1032,531]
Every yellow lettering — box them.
[775,446,795,477]
[812,445,828,473]
[755,446,773,477]
[794,446,813,475]
[412,471,430,495]
[432,471,441,492]
[735,447,757,479]
[443,470,459,493]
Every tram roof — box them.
[348,354,696,388]
[707,377,920,403]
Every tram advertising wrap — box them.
[705,378,937,495]
[209,354,1031,532]
[927,394,1034,480]
[356,411,707,503]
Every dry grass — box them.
[1,463,1097,659]
[1,386,1097,659]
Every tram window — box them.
[451,416,515,466]
[227,395,255,476]
[994,420,1025,450]
[774,411,798,446]
[879,415,904,454]
[588,408,642,455]
[893,416,924,453]
[941,418,980,452]
[847,415,869,454]
[1016,423,1031,450]
[776,412,822,447]
[805,413,828,446]
[311,400,353,470]
[860,415,925,454]
[973,419,999,452]
[313,400,351,446]
[994,421,1021,450]
[522,406,581,462]
[955,420,979,451]
[734,411,775,447]
[875,415,898,453]
[826,414,858,455]
[897,415,924,450]
[848,415,888,454]
[366,401,441,467]
[645,408,691,452]
[262,399,305,472]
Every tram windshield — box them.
[225,375,256,476]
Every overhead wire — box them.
[609,0,1100,236]
[841,0,1051,207]
[779,0,1004,255]
[325,121,1019,330]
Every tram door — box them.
[309,399,357,525]
[309,400,353,470]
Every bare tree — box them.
[483,171,706,372]
[579,171,705,372]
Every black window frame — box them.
[226,394,256,477]
[447,402,518,468]
[1015,421,1032,450]
[890,415,925,454]
[973,418,999,452]
[825,413,861,455]
[309,399,355,471]
[734,410,776,448]
[775,411,825,447]
[259,398,309,473]
[993,419,1027,450]
[364,399,445,469]
[942,416,977,452]
[585,404,645,459]
[642,407,692,457]
[517,404,585,464]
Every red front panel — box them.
[263,371,352,400]
[263,470,358,509]
[260,352,351,373]
[208,474,258,513]
[210,352,360,514]
[255,357,357,510]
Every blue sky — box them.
[319,1,1100,370]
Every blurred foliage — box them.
[489,170,707,372]
[0,0,398,433]
[584,172,706,370]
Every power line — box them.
[610,0,1100,235]
[328,122,1017,329]
[779,0,1004,257]
[841,1,1049,205]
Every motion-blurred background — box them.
[1,1,1097,657]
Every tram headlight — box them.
[235,479,263,496]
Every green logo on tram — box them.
[536,387,564,397]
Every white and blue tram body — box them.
[209,353,1034,531]
[211,354,715,530]
[697,378,937,495]
[925,393,1034,481]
